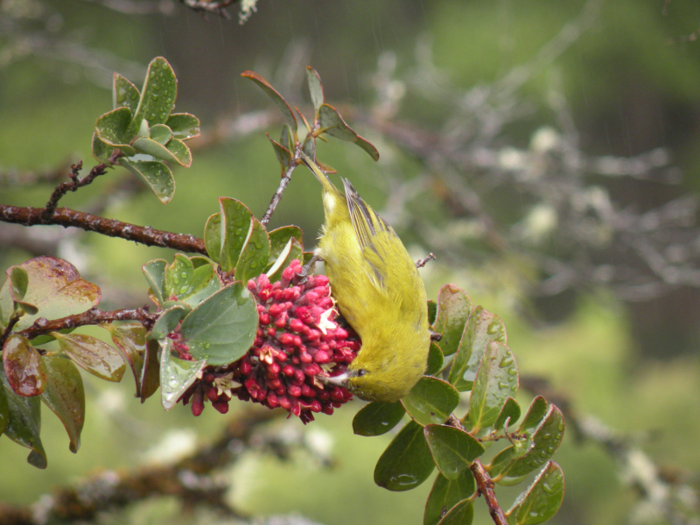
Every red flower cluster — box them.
[179,259,359,423]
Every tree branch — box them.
[0,205,207,255]
[260,154,301,227]
[470,459,509,525]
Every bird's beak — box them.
[325,373,349,386]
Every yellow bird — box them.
[301,154,431,402]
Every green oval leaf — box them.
[353,401,405,436]
[1,273,16,330]
[142,259,167,305]
[159,339,207,411]
[280,124,294,152]
[267,133,292,173]
[166,113,201,140]
[149,304,190,341]
[8,266,29,303]
[426,342,444,376]
[203,212,222,264]
[113,72,140,112]
[448,306,507,391]
[133,137,180,164]
[1,372,46,468]
[502,405,565,479]
[140,340,160,402]
[180,282,258,366]
[266,238,303,283]
[219,198,254,274]
[469,341,519,433]
[235,218,271,283]
[268,226,303,266]
[3,335,47,396]
[424,471,476,525]
[149,123,173,145]
[178,263,222,308]
[434,284,472,357]
[242,70,297,129]
[306,66,325,114]
[494,397,521,431]
[317,103,379,160]
[164,254,194,299]
[95,106,134,147]
[374,420,435,491]
[14,257,101,331]
[427,300,438,326]
[127,57,177,137]
[402,376,460,426]
[105,323,147,398]
[40,354,84,453]
[424,424,485,480]
[518,396,549,434]
[165,137,192,167]
[507,462,565,525]
[437,499,473,525]
[92,133,116,164]
[52,332,126,382]
[119,158,175,204]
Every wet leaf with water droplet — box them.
[436,499,473,525]
[235,217,271,284]
[469,342,518,433]
[166,113,201,140]
[448,306,506,391]
[402,377,460,426]
[494,397,521,431]
[1,372,46,468]
[127,57,177,138]
[424,424,485,480]
[218,198,253,274]
[165,137,192,167]
[180,282,258,366]
[164,254,194,299]
[306,66,325,115]
[427,300,437,326]
[203,213,222,263]
[40,354,84,453]
[426,342,444,376]
[3,335,46,396]
[434,284,472,357]
[142,259,167,306]
[113,73,140,112]
[95,106,134,147]
[242,70,297,129]
[507,461,565,525]
[159,339,206,411]
[353,401,405,436]
[518,396,549,435]
[52,332,126,382]
[424,471,476,525]
[374,420,435,491]
[119,158,175,204]
[105,323,147,398]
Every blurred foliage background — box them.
[2,0,700,524]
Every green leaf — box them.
[306,66,325,114]
[40,354,84,453]
[149,123,173,145]
[268,226,303,266]
[119,158,175,204]
[518,396,549,435]
[142,259,167,305]
[159,340,207,411]
[165,137,192,167]
[92,133,116,164]
[266,238,303,283]
[427,300,437,326]
[3,335,47,396]
[317,103,379,160]
[242,70,297,129]
[178,263,221,308]
[133,137,181,164]
[402,377,460,426]
[1,372,46,468]
[52,332,126,382]
[501,406,564,479]
[267,133,292,173]
[105,323,147,398]
[165,254,194,299]
[449,306,507,391]
[494,397,521,431]
[140,340,160,402]
[302,135,316,160]
[180,282,258,366]
[0,275,16,330]
[149,305,190,341]
[426,342,444,376]
[374,420,435,491]
[203,212,222,263]
[8,266,29,302]
[353,401,405,436]
[166,113,201,140]
[424,424,485,480]
[127,57,177,137]
[507,462,565,525]
[219,198,254,274]
[424,472,476,525]
[436,499,473,525]
[95,106,134,147]
[113,72,140,112]
[469,342,519,433]
[280,124,294,152]
[14,257,101,331]
[488,445,520,479]
[235,218,271,283]
[434,284,472,357]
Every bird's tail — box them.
[300,152,341,197]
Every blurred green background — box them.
[2,0,700,524]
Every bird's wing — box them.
[343,178,393,293]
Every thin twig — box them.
[0,205,207,255]
[179,0,239,18]
[470,459,510,525]
[260,155,300,227]
[42,162,107,220]
[415,253,436,268]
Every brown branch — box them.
[4,307,158,348]
[0,205,207,254]
[42,161,110,220]
[0,407,281,525]
[260,153,301,227]
[415,253,436,268]
[470,459,509,525]
[179,0,239,18]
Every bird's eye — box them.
[357,369,367,377]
